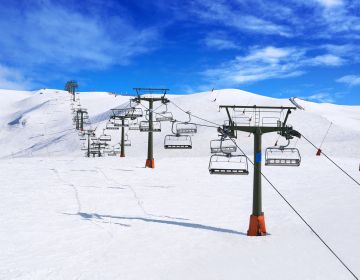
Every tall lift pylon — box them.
[220,105,301,236]
[132,88,170,168]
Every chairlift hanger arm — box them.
[282,109,291,127]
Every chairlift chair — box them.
[265,147,301,166]
[126,107,143,118]
[139,121,161,132]
[129,119,140,130]
[156,112,173,122]
[99,132,111,142]
[210,138,237,154]
[124,134,131,146]
[208,154,249,175]
[106,121,120,130]
[176,122,197,134]
[164,135,192,149]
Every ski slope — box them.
[0,88,359,280]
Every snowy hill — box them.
[0,88,359,279]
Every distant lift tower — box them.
[65,80,78,102]
[132,88,170,168]
[220,105,301,236]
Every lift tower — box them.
[65,80,78,102]
[220,105,301,236]
[132,88,170,168]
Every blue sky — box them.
[0,0,359,104]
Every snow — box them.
[0,88,359,279]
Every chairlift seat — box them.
[164,135,192,149]
[265,147,301,166]
[176,123,197,134]
[156,112,173,122]
[99,135,111,142]
[139,121,161,132]
[208,154,249,175]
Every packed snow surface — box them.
[0,88,359,279]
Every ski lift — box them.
[155,104,173,121]
[208,154,249,175]
[210,138,237,154]
[124,134,131,146]
[126,107,143,118]
[265,147,301,166]
[99,130,111,142]
[265,139,301,166]
[176,122,197,134]
[106,121,120,130]
[139,121,161,132]
[164,135,192,149]
[156,112,173,122]
[129,119,140,130]
[175,111,197,134]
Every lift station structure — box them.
[219,105,301,236]
[132,88,170,168]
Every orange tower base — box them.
[145,159,155,168]
[247,213,267,236]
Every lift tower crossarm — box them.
[219,105,299,236]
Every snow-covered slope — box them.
[0,88,359,280]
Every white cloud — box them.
[202,44,351,86]
[0,64,32,90]
[304,93,335,103]
[203,46,305,85]
[0,1,159,70]
[204,34,240,50]
[336,75,360,86]
[315,0,343,8]
[190,0,292,37]
[310,54,345,66]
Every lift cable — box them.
[227,137,358,280]
[319,122,332,149]
[137,102,219,129]
[170,100,222,127]
[301,134,359,186]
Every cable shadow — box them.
[66,212,246,236]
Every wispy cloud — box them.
[304,92,336,103]
[202,45,348,86]
[314,0,344,8]
[309,54,345,66]
[336,75,360,86]
[189,0,292,37]
[0,1,159,72]
[0,64,33,90]
[203,33,241,50]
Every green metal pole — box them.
[87,132,90,158]
[120,118,125,157]
[253,128,262,216]
[80,111,84,131]
[146,100,154,167]
[76,111,80,130]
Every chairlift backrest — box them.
[210,139,237,154]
